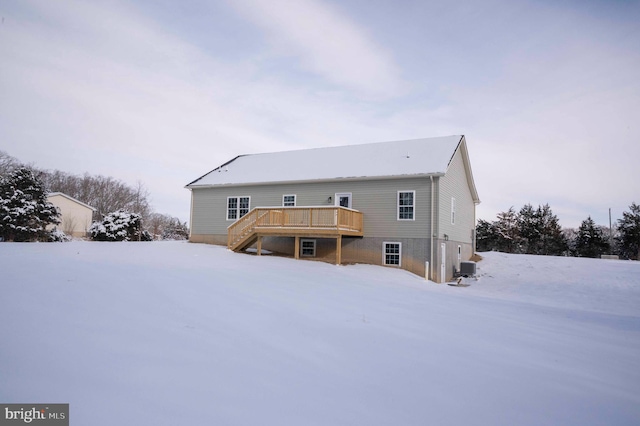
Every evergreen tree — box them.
[0,167,60,241]
[517,203,540,254]
[475,218,497,252]
[89,210,151,242]
[563,227,578,256]
[477,204,566,256]
[494,207,520,253]
[575,216,609,258]
[616,202,640,260]
[536,204,567,255]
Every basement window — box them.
[383,242,402,266]
[301,239,316,257]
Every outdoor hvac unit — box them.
[459,261,477,277]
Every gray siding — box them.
[437,148,476,245]
[190,177,434,239]
[189,151,477,282]
[261,236,432,278]
[434,238,474,280]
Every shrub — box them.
[89,210,147,241]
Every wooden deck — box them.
[227,206,364,262]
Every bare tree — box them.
[130,180,151,221]
[4,151,179,235]
[38,171,149,221]
[61,216,78,236]
[146,212,189,240]
[0,150,22,177]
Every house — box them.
[185,135,480,282]
[47,192,96,238]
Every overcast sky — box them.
[1,0,638,228]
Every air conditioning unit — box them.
[459,261,476,277]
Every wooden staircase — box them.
[227,209,268,251]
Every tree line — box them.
[0,150,188,241]
[477,203,640,260]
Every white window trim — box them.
[335,192,352,209]
[451,197,456,225]
[383,242,402,267]
[226,196,251,221]
[300,239,316,257]
[397,190,416,221]
[282,194,297,207]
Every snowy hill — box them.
[466,251,640,316]
[1,242,639,426]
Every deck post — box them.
[257,235,262,256]
[336,235,342,265]
[294,236,300,259]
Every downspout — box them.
[188,188,194,241]
[430,175,434,281]
[473,202,477,255]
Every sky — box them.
[1,0,638,228]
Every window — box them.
[398,191,415,220]
[451,197,456,225]
[301,239,316,257]
[335,193,352,209]
[383,242,402,266]
[227,196,250,220]
[283,194,296,207]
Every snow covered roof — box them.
[187,135,467,188]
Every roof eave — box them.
[185,172,447,189]
[454,136,481,204]
[184,155,244,188]
[47,192,97,211]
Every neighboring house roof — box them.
[47,192,97,211]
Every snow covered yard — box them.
[1,242,639,426]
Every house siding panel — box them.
[438,148,475,244]
[47,194,95,238]
[188,138,479,281]
[189,177,434,239]
[432,146,477,279]
[260,236,432,277]
[434,238,474,281]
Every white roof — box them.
[48,192,97,211]
[187,135,464,187]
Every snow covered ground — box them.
[1,242,639,425]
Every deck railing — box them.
[227,206,363,249]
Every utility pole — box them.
[609,208,613,254]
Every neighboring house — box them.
[185,135,480,282]
[47,192,96,238]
